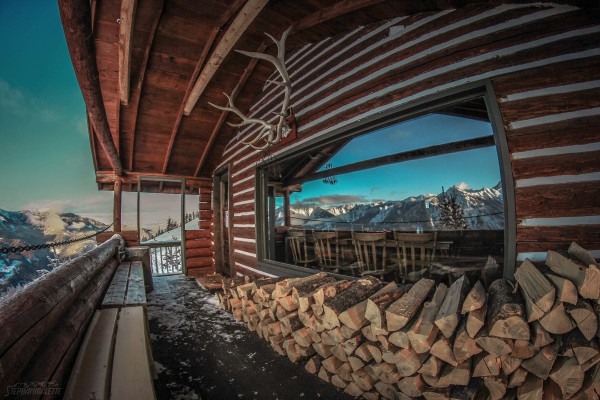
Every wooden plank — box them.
[125,261,146,306]
[111,307,156,399]
[102,263,131,308]
[183,0,269,115]
[64,309,118,400]
[118,0,136,105]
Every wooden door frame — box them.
[213,166,233,276]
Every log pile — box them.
[216,243,600,399]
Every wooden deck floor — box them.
[147,275,353,400]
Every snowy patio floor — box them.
[147,275,354,400]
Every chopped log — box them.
[344,382,364,397]
[398,374,425,397]
[467,303,486,338]
[543,378,563,400]
[312,342,333,358]
[521,341,559,379]
[531,320,554,348]
[322,277,384,330]
[313,280,354,306]
[272,273,328,299]
[487,279,530,340]
[475,331,513,357]
[509,367,529,389]
[386,278,436,332]
[435,276,470,339]
[437,360,471,387]
[394,347,428,377]
[388,328,410,349]
[292,327,313,348]
[375,381,407,400]
[331,374,348,389]
[484,376,508,400]
[430,335,458,366]
[364,287,405,329]
[561,329,599,365]
[500,355,523,375]
[322,355,344,373]
[342,335,362,356]
[566,299,598,340]
[305,354,323,374]
[473,353,501,377]
[371,362,401,384]
[407,283,448,354]
[348,356,364,372]
[549,356,584,398]
[512,339,537,359]
[517,374,543,400]
[351,368,377,391]
[419,355,444,376]
[546,273,579,305]
[335,361,353,381]
[354,342,373,362]
[515,259,556,322]
[569,242,600,268]
[546,251,600,300]
[331,343,349,362]
[422,387,451,400]
[462,280,486,313]
[318,366,330,382]
[292,276,336,303]
[453,318,483,363]
[539,299,576,334]
[338,282,398,331]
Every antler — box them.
[208,27,293,151]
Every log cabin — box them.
[1,0,599,398]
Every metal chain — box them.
[0,221,115,255]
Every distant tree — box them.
[438,186,468,231]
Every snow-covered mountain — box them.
[0,209,106,293]
[279,184,504,231]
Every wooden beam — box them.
[113,177,122,232]
[162,0,247,174]
[96,171,212,188]
[290,0,388,34]
[128,0,163,171]
[183,0,268,116]
[287,136,495,185]
[118,0,137,106]
[58,0,123,176]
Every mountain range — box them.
[0,209,106,293]
[278,184,504,231]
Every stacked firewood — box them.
[216,242,600,400]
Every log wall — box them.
[0,237,123,392]
[185,184,216,276]
[212,3,600,276]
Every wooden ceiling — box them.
[61,0,586,193]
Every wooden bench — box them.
[64,262,156,400]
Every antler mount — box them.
[209,27,294,151]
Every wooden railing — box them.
[142,240,183,275]
[0,236,123,396]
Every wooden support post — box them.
[284,188,291,227]
[113,177,122,232]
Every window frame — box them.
[255,81,516,279]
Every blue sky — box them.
[0,1,114,216]
[291,114,501,208]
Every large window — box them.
[257,92,512,284]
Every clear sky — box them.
[0,1,114,216]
